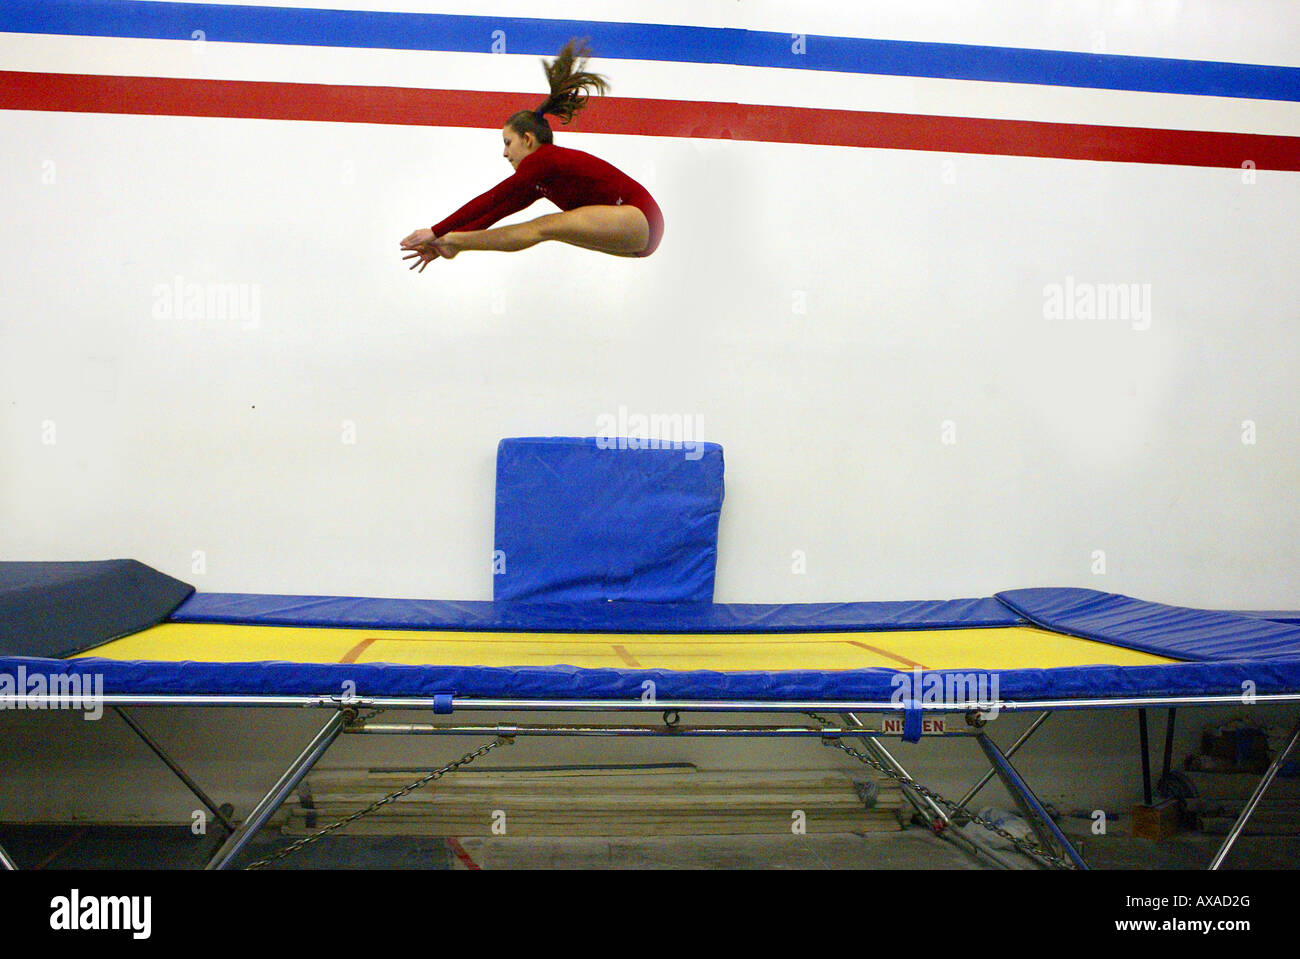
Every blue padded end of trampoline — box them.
[996,587,1300,662]
[493,436,725,604]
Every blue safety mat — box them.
[997,588,1300,662]
[494,437,725,603]
[6,654,1300,703]
[171,592,1020,632]
[1236,610,1300,626]
[0,560,194,658]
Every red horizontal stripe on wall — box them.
[2,70,1297,170]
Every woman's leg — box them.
[437,205,650,257]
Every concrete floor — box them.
[3,821,1297,869]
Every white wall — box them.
[2,1,1298,607]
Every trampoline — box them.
[2,559,1299,871]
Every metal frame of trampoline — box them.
[2,691,1297,872]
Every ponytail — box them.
[506,37,608,145]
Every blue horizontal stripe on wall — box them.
[3,0,1298,102]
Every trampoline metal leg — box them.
[976,732,1088,869]
[1161,708,1177,784]
[870,743,1022,871]
[204,711,346,871]
[865,739,949,822]
[955,711,1051,812]
[838,713,1021,870]
[113,707,238,835]
[0,842,17,871]
[1208,714,1300,871]
[840,713,949,824]
[1138,708,1153,805]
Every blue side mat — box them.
[7,654,1300,703]
[0,560,194,658]
[996,588,1300,662]
[171,592,1020,633]
[1234,610,1300,626]
[494,437,725,603]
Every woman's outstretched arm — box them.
[432,168,539,236]
[401,167,542,270]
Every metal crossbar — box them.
[113,707,237,835]
[11,693,1300,711]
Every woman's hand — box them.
[398,229,461,270]
[400,228,436,250]
[403,247,439,272]
[401,228,441,272]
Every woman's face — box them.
[502,125,538,169]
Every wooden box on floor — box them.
[1131,799,1181,840]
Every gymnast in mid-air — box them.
[400,38,663,270]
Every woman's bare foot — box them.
[433,234,461,259]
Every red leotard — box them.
[431,143,664,257]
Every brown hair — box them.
[506,38,609,145]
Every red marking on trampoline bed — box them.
[611,644,641,667]
[2,71,1298,171]
[845,641,929,670]
[447,837,481,870]
[340,638,376,664]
